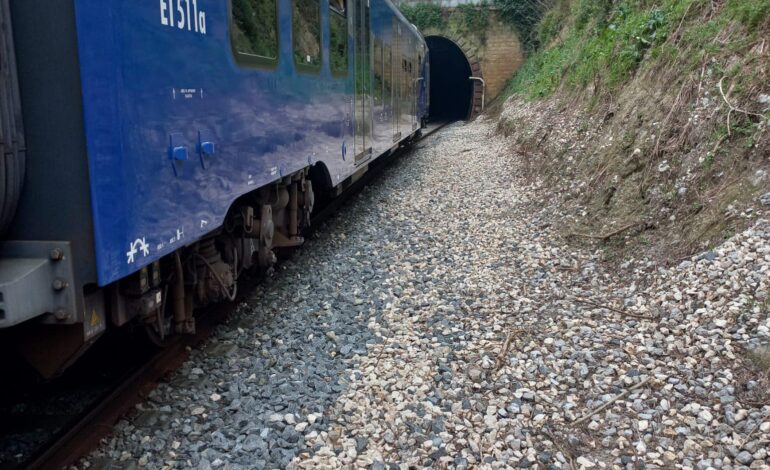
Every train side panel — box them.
[74,0,425,287]
[74,0,354,286]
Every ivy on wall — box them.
[399,2,492,44]
[399,3,447,30]
[492,0,554,49]
[453,3,491,38]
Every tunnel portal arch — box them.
[425,35,483,121]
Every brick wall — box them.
[479,17,523,100]
[423,11,523,109]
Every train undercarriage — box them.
[134,169,315,344]
[7,168,317,378]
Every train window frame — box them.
[329,0,349,78]
[380,43,386,101]
[229,0,280,70]
[373,39,383,105]
[293,0,323,74]
[384,45,393,112]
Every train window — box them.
[380,45,386,102]
[373,40,383,105]
[231,0,279,67]
[293,0,322,72]
[329,0,348,76]
[384,46,392,108]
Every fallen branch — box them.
[572,377,652,426]
[538,427,577,470]
[717,77,766,137]
[669,1,694,44]
[711,134,728,156]
[566,223,638,241]
[572,297,656,320]
[587,163,611,190]
[742,422,760,447]
[697,63,707,96]
[495,332,514,371]
[536,129,551,148]
[630,420,641,467]
[654,79,691,158]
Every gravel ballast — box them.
[85,118,770,469]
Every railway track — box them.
[1,122,451,470]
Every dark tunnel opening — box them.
[426,36,473,122]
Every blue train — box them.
[0,0,428,377]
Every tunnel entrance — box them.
[426,36,474,122]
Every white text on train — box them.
[160,0,207,35]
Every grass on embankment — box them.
[496,0,770,264]
[507,0,770,101]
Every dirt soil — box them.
[492,65,770,267]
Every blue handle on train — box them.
[170,146,189,161]
[199,141,215,157]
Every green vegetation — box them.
[724,0,770,29]
[293,0,322,68]
[399,0,551,47]
[399,3,446,30]
[329,9,348,75]
[452,3,491,37]
[493,0,555,49]
[504,0,770,100]
[399,2,491,43]
[748,346,770,374]
[496,0,769,265]
[232,0,278,59]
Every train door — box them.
[424,50,430,115]
[373,39,383,121]
[384,45,393,139]
[401,55,408,136]
[406,58,412,128]
[409,56,417,130]
[413,48,421,130]
[353,0,372,163]
[422,45,430,120]
[392,19,401,142]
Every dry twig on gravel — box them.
[572,297,656,320]
[572,378,653,426]
[494,332,514,371]
[566,223,638,241]
[538,426,577,470]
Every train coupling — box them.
[0,241,79,328]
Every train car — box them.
[0,0,428,377]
